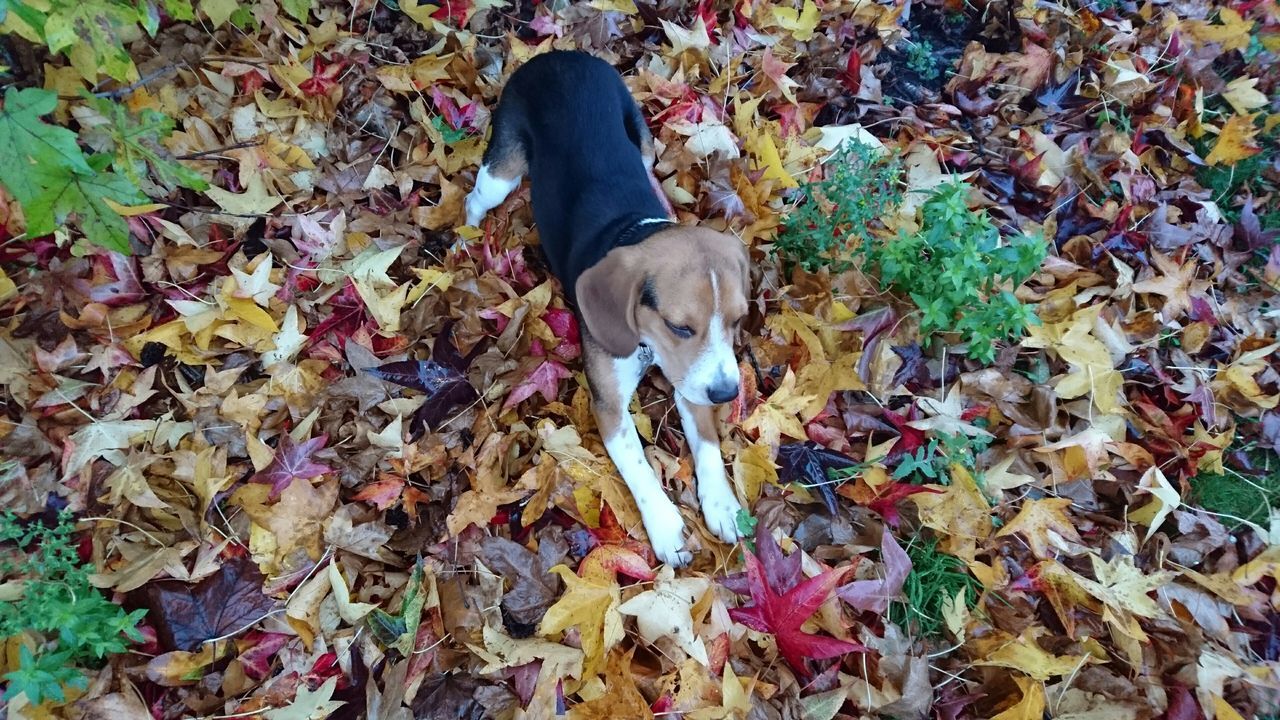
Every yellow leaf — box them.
[617,566,709,664]
[733,442,778,503]
[1222,76,1269,114]
[223,296,278,333]
[1182,8,1254,52]
[1075,552,1176,621]
[742,368,815,449]
[1025,306,1125,415]
[589,0,637,13]
[1132,466,1180,542]
[771,0,819,41]
[1214,697,1248,720]
[407,267,454,303]
[353,280,408,332]
[660,16,712,55]
[0,267,16,304]
[910,465,991,561]
[539,565,624,679]
[976,628,1092,680]
[996,497,1083,559]
[399,0,442,31]
[990,675,1045,720]
[743,122,797,189]
[102,198,167,216]
[1205,113,1262,166]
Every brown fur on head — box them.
[576,228,749,406]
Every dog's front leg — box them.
[675,395,743,545]
[586,343,692,567]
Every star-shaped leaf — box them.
[726,530,863,674]
[250,433,332,499]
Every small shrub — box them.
[0,511,146,705]
[906,41,941,81]
[774,141,903,273]
[878,182,1046,363]
[888,534,979,639]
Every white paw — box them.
[643,500,692,568]
[464,196,484,227]
[700,490,743,545]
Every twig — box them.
[176,141,263,160]
[92,63,187,100]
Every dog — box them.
[464,51,749,566]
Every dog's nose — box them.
[707,381,739,405]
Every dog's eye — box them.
[665,319,694,339]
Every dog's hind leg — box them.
[466,100,527,227]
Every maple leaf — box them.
[1130,250,1209,320]
[368,358,478,435]
[250,433,331,499]
[726,533,863,674]
[538,561,624,678]
[837,530,911,613]
[618,565,711,664]
[743,368,815,449]
[996,497,1084,559]
[502,357,573,411]
[141,557,277,651]
[61,418,158,480]
[909,465,992,561]
[776,441,857,513]
[974,627,1093,681]
[1204,113,1261,166]
[264,676,345,720]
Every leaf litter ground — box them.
[1,0,1280,718]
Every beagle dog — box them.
[465,51,748,566]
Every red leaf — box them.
[579,545,656,582]
[353,474,406,510]
[502,358,573,411]
[882,407,926,459]
[866,482,942,528]
[299,55,346,97]
[726,543,864,674]
[237,632,291,681]
[250,433,332,499]
[842,49,862,94]
[542,307,581,361]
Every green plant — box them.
[0,87,205,254]
[905,41,941,81]
[878,182,1046,363]
[1190,449,1280,529]
[888,534,979,639]
[0,510,146,705]
[0,0,307,82]
[775,141,903,273]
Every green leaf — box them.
[280,0,312,21]
[0,87,92,203]
[42,0,141,81]
[23,160,146,254]
[83,96,209,192]
[199,0,238,26]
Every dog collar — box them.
[612,217,676,250]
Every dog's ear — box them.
[576,250,644,357]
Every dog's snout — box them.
[707,381,739,405]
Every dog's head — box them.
[576,227,749,406]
